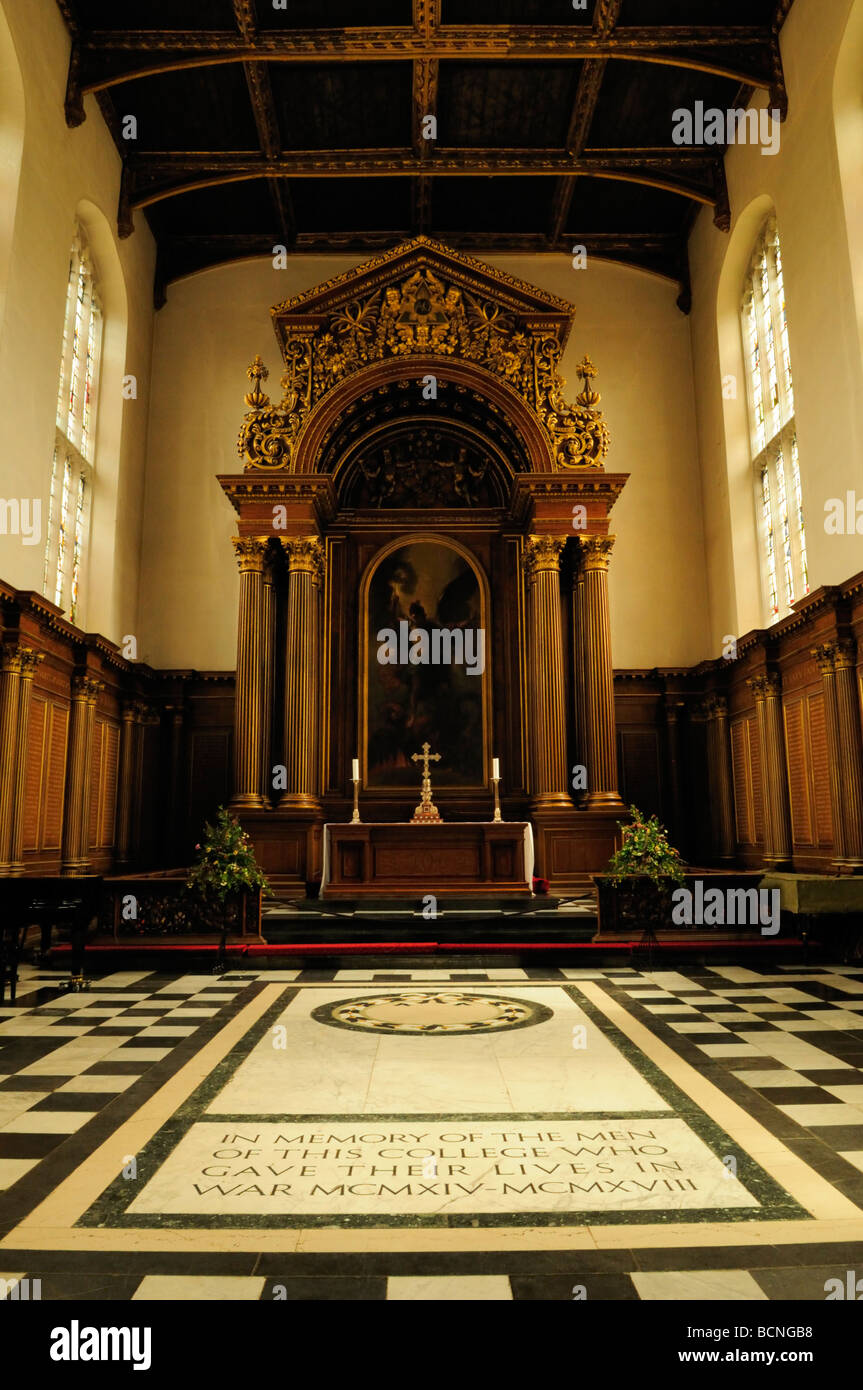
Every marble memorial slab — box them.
[126,1118,760,1217]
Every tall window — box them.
[44,228,101,625]
[742,216,808,621]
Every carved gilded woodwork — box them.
[237,238,610,476]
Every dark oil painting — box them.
[365,542,485,788]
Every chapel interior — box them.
[2,0,863,1317]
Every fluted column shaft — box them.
[522,536,570,807]
[748,672,792,868]
[230,537,268,810]
[61,675,103,875]
[9,650,45,874]
[704,694,735,862]
[280,537,325,809]
[835,642,863,866]
[115,700,139,870]
[260,554,277,803]
[571,570,587,800]
[813,641,863,869]
[0,649,25,874]
[578,535,622,808]
[811,645,847,864]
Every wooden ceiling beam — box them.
[126,148,717,220]
[232,3,296,247]
[66,26,775,118]
[550,0,621,248]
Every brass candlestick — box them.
[492,775,502,822]
[351,777,361,824]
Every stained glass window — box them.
[44,229,101,625]
[741,217,808,621]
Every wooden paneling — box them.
[808,690,833,846]
[783,698,813,846]
[618,726,663,819]
[730,714,763,849]
[23,697,69,854]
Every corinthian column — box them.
[115,700,139,870]
[704,694,735,862]
[279,537,325,810]
[522,535,570,808]
[834,641,863,868]
[259,548,277,803]
[0,648,26,875]
[747,672,792,869]
[811,643,847,864]
[230,537,268,810]
[61,675,104,875]
[578,535,622,809]
[815,640,863,870]
[9,650,45,875]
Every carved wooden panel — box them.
[23,697,69,853]
[618,727,663,821]
[187,730,231,843]
[731,716,753,846]
[808,690,833,846]
[749,717,764,844]
[783,698,813,847]
[88,718,120,851]
[22,696,47,852]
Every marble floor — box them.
[2,960,863,1300]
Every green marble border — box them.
[78,982,807,1230]
[311,991,554,1036]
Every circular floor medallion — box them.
[312,991,553,1036]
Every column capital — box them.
[578,534,615,572]
[747,671,782,700]
[811,641,838,673]
[522,534,565,580]
[834,638,858,672]
[232,536,269,573]
[280,536,326,583]
[703,693,728,719]
[71,675,104,703]
[1,646,44,676]
[17,648,45,678]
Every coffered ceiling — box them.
[54,0,795,308]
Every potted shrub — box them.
[593,805,686,941]
[187,807,269,947]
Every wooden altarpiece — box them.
[218,238,629,895]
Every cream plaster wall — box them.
[688,0,863,652]
[0,0,156,643]
[139,251,705,672]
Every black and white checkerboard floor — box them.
[3,961,863,1300]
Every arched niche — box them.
[292,355,555,476]
[715,192,776,636]
[358,533,492,795]
[0,2,25,346]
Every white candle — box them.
[492,757,500,780]
[352,758,359,781]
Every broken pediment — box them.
[237,237,610,475]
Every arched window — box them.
[741,216,808,621]
[43,227,102,624]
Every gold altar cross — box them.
[411,742,441,779]
[410,742,443,824]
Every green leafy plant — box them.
[605,805,686,888]
[187,807,269,904]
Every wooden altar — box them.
[218,238,629,897]
[321,822,533,898]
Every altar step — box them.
[259,894,597,945]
